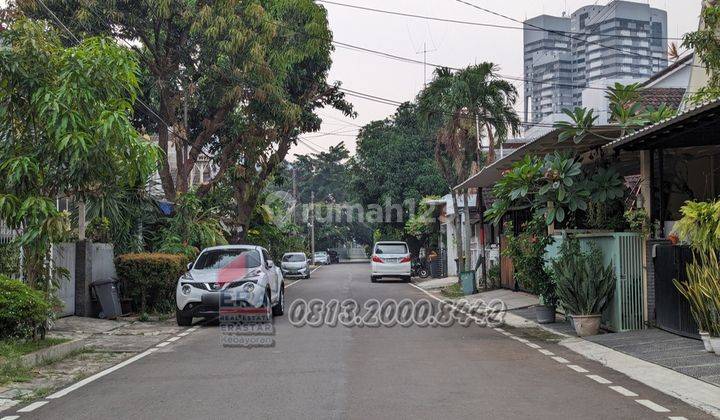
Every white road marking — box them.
[167,336,181,342]
[17,401,48,412]
[526,343,541,349]
[635,399,670,413]
[1,415,20,420]
[551,356,569,364]
[668,417,688,420]
[609,385,638,397]
[47,348,158,400]
[286,266,323,289]
[567,365,588,373]
[178,332,190,336]
[493,328,505,332]
[156,341,170,348]
[538,349,555,356]
[586,374,612,384]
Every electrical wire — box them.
[316,0,684,41]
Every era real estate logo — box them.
[217,253,275,348]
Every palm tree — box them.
[418,63,520,272]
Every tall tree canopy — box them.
[293,142,353,203]
[353,102,448,209]
[0,16,158,286]
[20,0,353,240]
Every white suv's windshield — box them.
[283,254,306,262]
[375,243,408,254]
[193,249,261,270]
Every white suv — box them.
[175,245,285,326]
[370,241,411,283]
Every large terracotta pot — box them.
[571,314,601,336]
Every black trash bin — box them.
[91,279,122,319]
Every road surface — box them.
[14,263,712,419]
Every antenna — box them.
[416,41,438,88]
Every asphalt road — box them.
[15,263,713,419]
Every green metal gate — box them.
[546,232,645,332]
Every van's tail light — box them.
[372,255,384,263]
[400,256,411,263]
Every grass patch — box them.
[0,338,69,358]
[440,283,465,299]
[0,338,71,385]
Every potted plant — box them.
[535,276,558,324]
[503,217,556,324]
[672,200,720,354]
[551,236,615,336]
[674,259,715,352]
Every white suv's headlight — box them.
[181,284,192,295]
[241,282,255,293]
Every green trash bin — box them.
[460,271,476,295]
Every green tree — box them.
[353,103,447,208]
[293,143,354,203]
[24,0,354,242]
[683,1,720,103]
[0,17,158,288]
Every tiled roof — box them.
[605,97,720,151]
[639,88,686,110]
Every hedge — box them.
[0,276,52,339]
[115,253,187,314]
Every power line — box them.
[316,0,684,41]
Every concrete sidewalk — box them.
[414,276,458,290]
[461,288,539,311]
[0,316,183,413]
[503,307,720,417]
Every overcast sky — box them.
[292,0,702,159]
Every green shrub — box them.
[503,218,556,305]
[115,253,187,314]
[0,276,53,339]
[0,243,21,277]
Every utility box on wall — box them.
[545,232,645,332]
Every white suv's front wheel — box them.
[272,284,284,316]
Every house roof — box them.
[605,97,720,152]
[639,88,686,110]
[640,53,694,88]
[455,126,623,190]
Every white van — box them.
[370,241,411,283]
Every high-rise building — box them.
[523,1,668,124]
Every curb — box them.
[503,311,720,418]
[18,339,86,369]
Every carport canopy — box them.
[455,127,622,190]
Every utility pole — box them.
[292,167,298,225]
[310,190,315,263]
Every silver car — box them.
[281,252,311,279]
[175,245,285,326]
[313,251,329,265]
